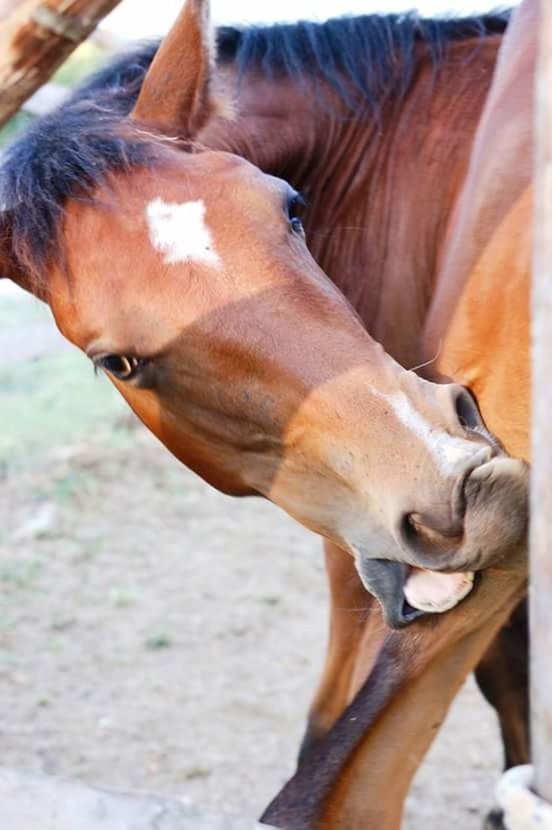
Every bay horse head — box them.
[0,0,527,628]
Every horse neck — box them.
[205,36,501,366]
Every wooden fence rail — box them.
[0,0,123,128]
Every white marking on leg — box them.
[145,198,221,267]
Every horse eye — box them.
[290,216,304,234]
[287,193,306,236]
[96,355,140,380]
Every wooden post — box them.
[0,0,123,128]
[531,0,552,804]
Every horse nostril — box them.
[400,511,464,562]
[401,512,422,551]
[452,385,483,430]
[450,385,504,454]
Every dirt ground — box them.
[0,283,503,828]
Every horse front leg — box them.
[262,550,527,830]
[299,540,380,763]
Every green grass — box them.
[52,42,105,88]
[145,633,173,651]
[0,110,34,147]
[0,349,126,465]
[50,470,90,505]
[0,38,134,467]
[0,293,50,329]
[0,558,42,589]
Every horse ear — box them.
[130,0,216,137]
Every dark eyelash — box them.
[92,355,144,381]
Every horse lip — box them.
[355,556,479,628]
[460,443,503,504]
[454,445,499,522]
[355,558,427,630]
[452,465,470,523]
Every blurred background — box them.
[106,0,504,33]
[0,1,510,826]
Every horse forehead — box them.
[147,149,268,198]
[64,153,255,236]
[114,153,272,224]
[56,157,283,325]
[58,153,286,304]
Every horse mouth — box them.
[355,557,476,629]
[403,567,475,614]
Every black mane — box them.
[0,88,162,284]
[217,11,509,110]
[77,10,510,117]
[0,10,510,284]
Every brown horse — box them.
[72,8,531,825]
[206,12,531,827]
[0,1,526,646]
[0,3,532,827]
[260,4,534,829]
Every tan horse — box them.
[0,2,526,645]
[262,3,535,827]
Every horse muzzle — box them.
[355,454,529,629]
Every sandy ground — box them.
[0,284,503,828]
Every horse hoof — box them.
[483,808,506,830]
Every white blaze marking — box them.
[380,391,474,475]
[145,198,221,267]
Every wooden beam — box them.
[531,0,552,805]
[0,0,123,128]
